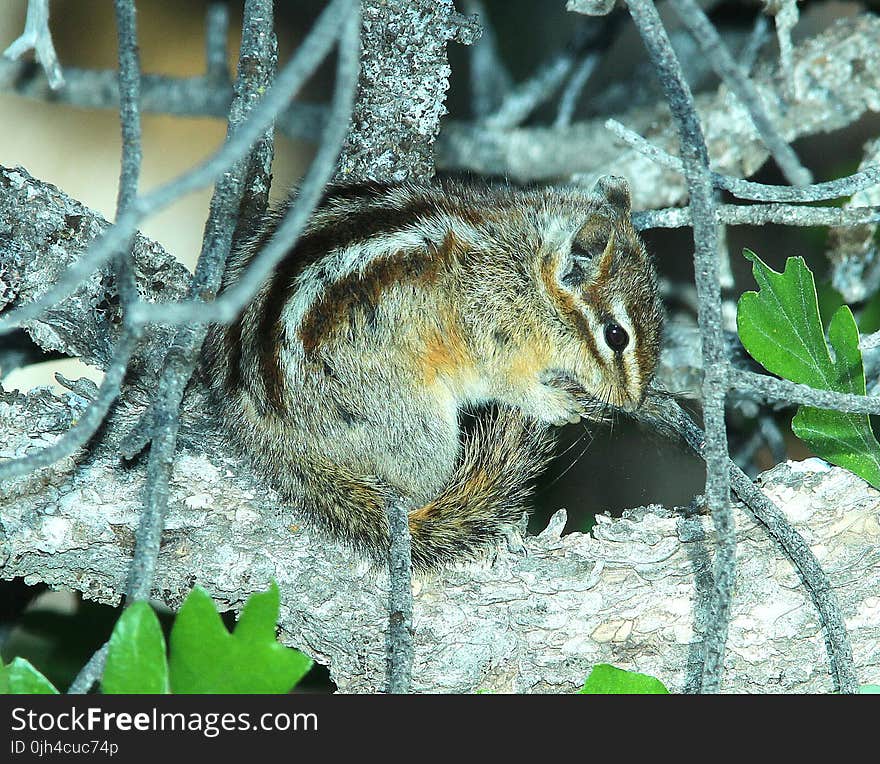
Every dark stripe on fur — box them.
[255,193,439,411]
[540,252,608,376]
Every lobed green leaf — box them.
[737,249,880,488]
[102,601,169,694]
[169,582,312,694]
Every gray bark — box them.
[336,0,479,182]
[1,168,878,692]
[1,378,878,693]
[437,15,880,206]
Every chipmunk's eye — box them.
[603,321,629,352]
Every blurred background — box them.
[1,0,879,692]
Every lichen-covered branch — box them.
[123,0,282,606]
[436,15,880,205]
[335,0,479,183]
[624,0,733,695]
[669,0,811,186]
[605,118,880,204]
[3,14,876,214]
[3,0,64,90]
[1,382,877,694]
[0,166,189,372]
[827,138,880,303]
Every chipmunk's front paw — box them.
[550,410,584,427]
[536,372,587,427]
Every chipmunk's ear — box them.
[559,176,631,288]
[591,175,631,217]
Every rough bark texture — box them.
[1,379,878,693]
[0,166,189,378]
[335,0,479,183]
[1,145,878,694]
[2,4,880,695]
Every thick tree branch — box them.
[1,381,878,693]
[335,0,479,182]
[2,171,877,693]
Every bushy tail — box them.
[407,407,555,568]
[297,407,555,571]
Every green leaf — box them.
[737,250,880,488]
[169,582,313,694]
[859,685,880,694]
[2,658,59,694]
[102,601,169,694]
[579,664,669,694]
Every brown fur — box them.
[201,177,663,570]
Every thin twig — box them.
[633,205,880,231]
[740,12,770,75]
[3,0,64,89]
[669,0,811,186]
[483,18,604,130]
[113,0,142,223]
[112,0,142,309]
[626,0,733,694]
[228,1,277,248]
[205,2,231,85]
[606,119,880,203]
[484,56,573,130]
[127,10,361,329]
[67,642,109,695]
[0,0,351,337]
[385,500,414,694]
[771,0,799,98]
[0,60,325,142]
[554,53,598,128]
[125,376,180,601]
[463,0,512,118]
[729,368,880,415]
[124,0,280,602]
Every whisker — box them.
[547,422,597,487]
[554,423,590,461]
[604,386,617,437]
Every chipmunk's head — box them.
[531,175,663,418]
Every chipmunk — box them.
[201,176,663,570]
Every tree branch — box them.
[436,15,880,201]
[1,380,878,693]
[3,0,64,90]
[335,0,479,182]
